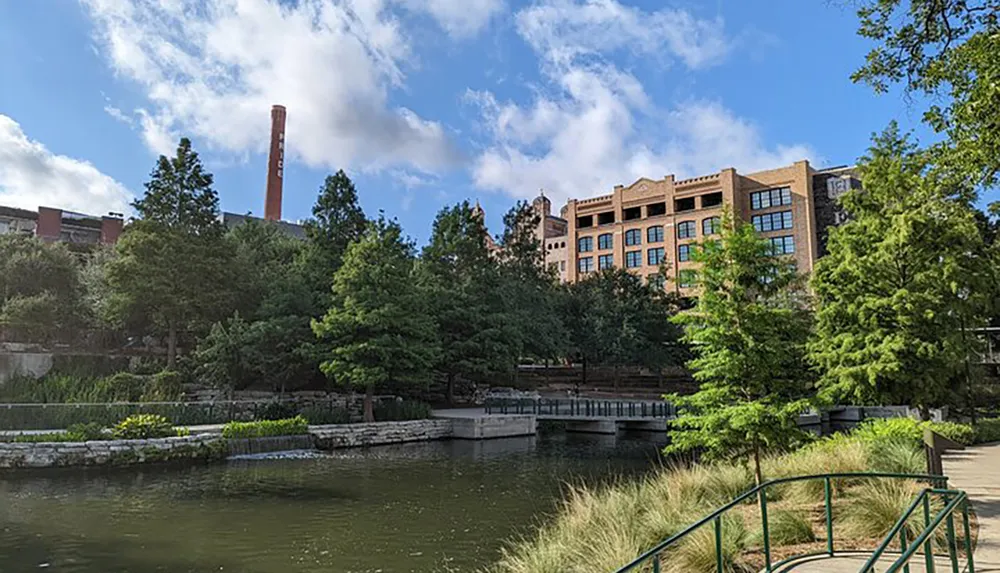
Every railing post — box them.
[760,486,771,572]
[824,477,834,556]
[945,497,960,573]
[899,526,910,573]
[923,494,936,573]
[962,500,976,573]
[714,517,723,573]
[652,553,661,573]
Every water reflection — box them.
[0,432,664,573]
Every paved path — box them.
[944,441,1000,572]
[779,441,1000,572]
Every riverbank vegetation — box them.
[221,416,309,439]
[487,417,984,573]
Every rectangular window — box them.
[647,247,665,266]
[647,202,667,217]
[625,250,642,268]
[700,192,723,208]
[678,244,691,262]
[768,235,796,255]
[675,197,696,212]
[577,215,594,228]
[647,225,664,243]
[578,236,593,252]
[677,221,696,239]
[623,207,641,221]
[598,254,614,270]
[752,210,794,232]
[702,217,720,236]
[750,187,792,211]
[678,270,696,288]
[598,211,615,225]
[560,260,566,271]
[648,274,665,290]
[0,220,9,234]
[598,233,613,250]
[578,257,594,273]
[624,228,642,246]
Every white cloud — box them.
[0,115,134,215]
[81,0,464,174]
[398,0,504,38]
[469,0,816,204]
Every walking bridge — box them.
[483,397,675,434]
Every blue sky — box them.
[0,0,950,245]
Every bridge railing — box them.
[613,472,959,573]
[484,398,675,418]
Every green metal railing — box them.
[613,472,952,573]
[484,398,675,418]
[860,487,975,573]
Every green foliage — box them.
[851,417,975,448]
[666,210,813,483]
[810,125,996,413]
[299,404,352,425]
[974,417,1000,444]
[668,514,748,573]
[752,509,814,547]
[312,215,439,421]
[132,137,223,236]
[221,416,309,439]
[867,439,926,474]
[96,372,147,402]
[142,370,184,401]
[11,423,107,443]
[0,234,84,342]
[303,170,368,276]
[373,399,433,421]
[419,202,518,402]
[111,414,176,439]
[838,478,934,543]
[851,0,1000,192]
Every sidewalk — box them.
[944,441,1000,571]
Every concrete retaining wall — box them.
[450,415,536,439]
[311,419,454,450]
[0,434,225,469]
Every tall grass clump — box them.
[751,509,815,547]
[837,478,935,542]
[666,514,749,573]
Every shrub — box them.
[112,414,176,439]
[838,478,939,543]
[852,417,974,449]
[868,439,925,474]
[141,370,183,402]
[221,416,309,439]
[667,514,748,573]
[256,401,299,421]
[373,399,432,421]
[752,509,814,547]
[975,417,1000,444]
[299,404,351,425]
[97,372,147,402]
[66,422,107,441]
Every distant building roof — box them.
[0,205,39,220]
[222,212,308,239]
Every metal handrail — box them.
[484,397,675,418]
[613,472,948,573]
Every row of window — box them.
[581,235,796,272]
[750,187,792,211]
[752,210,793,232]
[579,217,721,252]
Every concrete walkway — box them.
[944,441,1000,572]
[779,441,1000,572]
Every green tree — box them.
[851,0,1000,193]
[106,138,232,368]
[496,201,567,367]
[0,235,83,343]
[133,137,223,235]
[419,202,516,404]
[667,212,813,485]
[312,215,438,422]
[809,125,995,416]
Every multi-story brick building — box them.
[0,205,124,247]
[534,160,860,292]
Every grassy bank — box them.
[487,418,982,573]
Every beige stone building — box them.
[533,160,859,293]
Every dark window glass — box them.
[625,250,642,268]
[578,257,594,273]
[647,225,664,243]
[625,229,642,246]
[647,247,665,266]
[702,217,720,236]
[598,254,614,270]
[598,233,613,250]
[578,236,593,252]
[678,244,691,262]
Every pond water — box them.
[0,431,666,573]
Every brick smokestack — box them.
[264,104,287,221]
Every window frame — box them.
[624,228,642,246]
[646,225,664,243]
[677,221,696,239]
[597,233,613,250]
[598,254,614,270]
[578,236,593,252]
[678,244,691,262]
[702,217,720,236]
[578,256,594,273]
[625,250,642,268]
[647,247,665,266]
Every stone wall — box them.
[0,434,225,469]
[311,419,454,450]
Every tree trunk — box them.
[613,364,619,394]
[919,404,931,421]
[166,320,177,370]
[581,356,588,388]
[752,441,763,486]
[446,372,455,406]
[363,385,375,423]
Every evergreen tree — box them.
[666,211,813,485]
[0,235,83,343]
[419,202,516,404]
[312,215,438,422]
[809,125,995,416]
[132,138,223,236]
[106,138,232,368]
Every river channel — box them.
[0,431,666,572]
